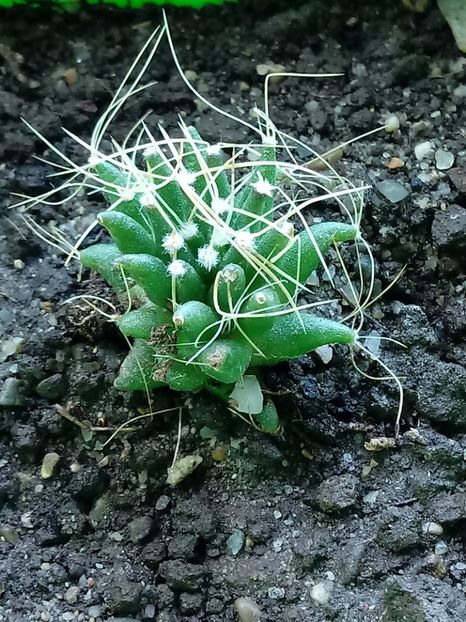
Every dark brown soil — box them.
[1,2,465,621]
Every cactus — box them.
[78,126,359,433]
[17,24,393,435]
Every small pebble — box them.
[422,521,444,536]
[63,68,78,86]
[184,69,198,81]
[435,149,455,171]
[166,454,203,486]
[20,512,33,529]
[226,529,245,556]
[363,490,380,505]
[0,337,25,362]
[310,580,332,605]
[13,259,25,270]
[315,345,333,364]
[363,330,381,357]
[0,378,26,406]
[234,597,262,622]
[256,62,285,82]
[377,180,410,203]
[414,141,434,161]
[434,540,449,555]
[212,446,226,462]
[65,585,80,605]
[453,84,466,98]
[387,157,405,170]
[41,452,60,479]
[87,606,101,618]
[155,495,171,511]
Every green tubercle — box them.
[79,243,124,292]
[199,338,252,384]
[251,313,355,365]
[114,339,167,391]
[118,305,172,340]
[98,211,160,257]
[116,254,171,306]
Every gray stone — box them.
[383,574,466,621]
[106,576,143,615]
[12,423,41,462]
[179,592,203,616]
[173,497,217,539]
[36,374,67,400]
[433,491,466,525]
[154,583,174,608]
[377,507,421,553]
[142,539,167,570]
[411,352,466,427]
[158,560,206,593]
[391,304,438,348]
[155,495,171,511]
[316,474,360,513]
[0,378,26,407]
[226,529,245,556]
[432,204,466,248]
[377,180,410,204]
[334,540,367,584]
[167,533,199,561]
[128,516,154,543]
[64,586,80,605]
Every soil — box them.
[1,1,466,621]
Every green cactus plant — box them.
[76,125,359,434]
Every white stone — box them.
[414,141,434,161]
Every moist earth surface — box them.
[0,1,465,621]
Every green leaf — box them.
[252,400,281,434]
[173,260,207,304]
[238,286,283,334]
